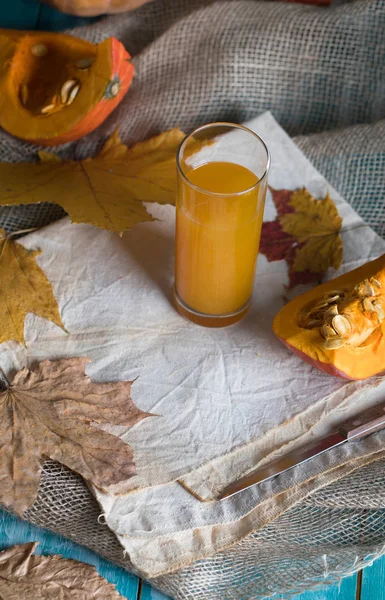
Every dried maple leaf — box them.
[0,543,125,599]
[0,229,64,345]
[0,358,150,516]
[0,128,185,234]
[260,187,343,288]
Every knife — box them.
[218,401,385,500]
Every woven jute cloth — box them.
[1,0,385,597]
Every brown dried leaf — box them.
[0,358,150,516]
[0,543,125,599]
[0,229,64,345]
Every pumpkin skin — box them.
[273,254,385,380]
[0,30,134,146]
[41,0,151,17]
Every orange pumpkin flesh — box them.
[0,30,134,146]
[273,254,385,380]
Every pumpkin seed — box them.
[324,305,339,321]
[68,83,80,104]
[40,104,55,114]
[332,314,351,337]
[372,278,382,289]
[363,279,376,296]
[60,79,80,104]
[31,43,48,58]
[67,83,81,106]
[313,301,329,311]
[19,84,28,106]
[362,297,375,312]
[110,81,121,97]
[321,324,336,338]
[326,295,340,304]
[75,56,95,70]
[373,301,385,321]
[305,319,323,329]
[353,284,361,297]
[323,337,346,350]
[354,280,375,298]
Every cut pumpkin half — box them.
[0,30,134,146]
[273,254,385,380]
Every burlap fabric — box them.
[1,0,385,597]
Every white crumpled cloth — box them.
[2,113,385,577]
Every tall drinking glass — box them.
[175,123,270,327]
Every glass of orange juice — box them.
[174,122,270,327]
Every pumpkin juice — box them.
[175,161,264,324]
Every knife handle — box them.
[339,402,385,440]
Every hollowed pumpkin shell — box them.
[273,254,385,380]
[0,30,134,146]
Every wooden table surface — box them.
[0,1,383,598]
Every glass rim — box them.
[176,122,271,198]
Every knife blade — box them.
[218,401,385,501]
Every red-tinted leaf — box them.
[260,187,342,289]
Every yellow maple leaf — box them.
[280,188,343,274]
[0,229,64,345]
[0,128,186,234]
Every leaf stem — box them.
[0,368,10,390]
[9,228,39,238]
[0,228,39,242]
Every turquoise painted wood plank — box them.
[0,0,97,33]
[140,573,358,600]
[361,553,385,600]
[290,573,358,600]
[0,508,139,600]
[0,0,40,29]
[37,4,98,31]
[141,582,171,600]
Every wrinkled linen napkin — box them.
[2,112,385,578]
